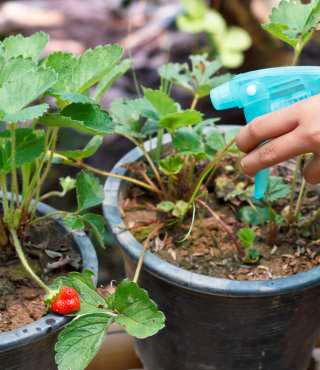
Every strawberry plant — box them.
[3,1,320,368]
[0,32,164,370]
[177,0,252,68]
[105,0,320,285]
[51,272,164,370]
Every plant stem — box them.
[38,128,58,189]
[288,156,302,224]
[295,178,306,220]
[71,160,160,194]
[21,164,31,199]
[299,207,320,229]
[21,159,41,217]
[21,129,56,214]
[29,211,67,225]
[179,203,196,242]
[133,224,163,283]
[40,191,65,201]
[0,174,9,222]
[197,198,244,257]
[188,138,236,209]
[292,44,302,66]
[10,123,19,213]
[31,128,59,217]
[190,94,199,110]
[125,135,164,192]
[155,128,164,164]
[267,202,278,246]
[10,228,51,293]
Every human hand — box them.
[235,95,320,184]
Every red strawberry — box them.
[50,287,81,315]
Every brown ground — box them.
[0,219,81,332]
[123,158,320,281]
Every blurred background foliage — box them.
[1,0,320,283]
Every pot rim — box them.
[103,125,320,298]
[0,201,98,351]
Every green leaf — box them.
[1,32,49,61]
[56,92,96,105]
[81,213,107,248]
[0,60,56,117]
[159,156,184,176]
[223,27,252,50]
[263,0,320,48]
[237,227,255,249]
[239,206,269,226]
[172,126,204,156]
[109,280,165,338]
[172,200,189,219]
[157,201,175,213]
[110,97,155,137]
[44,44,123,94]
[144,88,178,117]
[41,103,114,135]
[51,270,96,292]
[42,52,76,94]
[109,98,153,137]
[180,0,207,18]
[177,2,225,35]
[67,270,96,290]
[62,103,113,135]
[205,128,225,151]
[177,0,250,69]
[60,176,76,193]
[189,55,231,97]
[59,136,103,160]
[224,127,241,153]
[3,103,49,123]
[95,58,132,101]
[76,171,104,211]
[158,55,231,96]
[0,139,11,174]
[245,249,261,264]
[217,27,252,68]
[0,57,33,85]
[265,176,290,202]
[158,63,191,91]
[55,313,112,370]
[13,128,45,166]
[159,110,203,132]
[110,98,151,125]
[0,128,45,174]
[63,214,85,231]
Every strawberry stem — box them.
[9,228,51,294]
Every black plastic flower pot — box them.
[103,125,320,370]
[0,202,99,370]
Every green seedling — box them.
[237,228,261,264]
[0,32,165,370]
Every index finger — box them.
[236,103,300,153]
[240,130,307,176]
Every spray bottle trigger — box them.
[254,168,269,200]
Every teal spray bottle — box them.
[210,66,320,199]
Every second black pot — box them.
[0,202,99,370]
[103,126,320,370]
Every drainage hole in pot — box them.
[45,318,56,326]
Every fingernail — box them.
[240,157,247,171]
[240,156,254,176]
